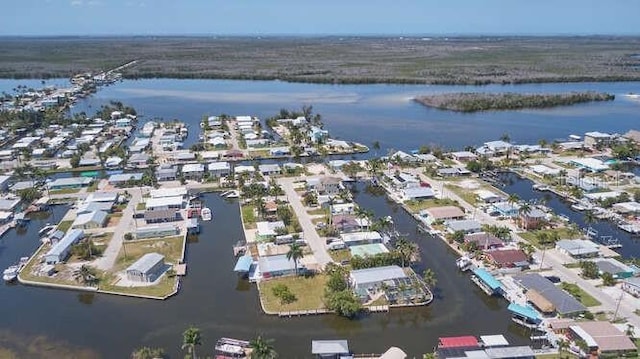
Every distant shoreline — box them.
[1,36,639,85]
[413,91,615,112]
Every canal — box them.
[499,172,640,259]
[0,188,530,358]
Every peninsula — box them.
[413,91,615,112]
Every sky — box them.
[2,0,639,36]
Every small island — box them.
[414,91,615,112]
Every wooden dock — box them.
[278,309,331,317]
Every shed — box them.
[125,253,166,283]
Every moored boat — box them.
[3,265,19,282]
[214,337,250,358]
[201,207,212,221]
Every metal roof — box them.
[145,196,184,209]
[438,336,480,349]
[507,302,541,322]
[73,210,107,227]
[472,268,502,291]
[233,255,253,273]
[350,265,407,286]
[446,220,482,232]
[108,173,143,183]
[258,254,301,274]
[513,273,586,315]
[46,229,84,257]
[126,252,164,274]
[479,335,509,347]
[311,340,349,355]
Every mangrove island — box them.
[414,91,615,112]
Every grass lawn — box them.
[49,188,81,195]
[86,182,99,193]
[114,236,184,272]
[56,220,73,232]
[535,353,578,359]
[405,198,460,213]
[444,184,477,206]
[241,204,257,229]
[307,208,327,216]
[329,249,351,263]
[259,274,328,312]
[99,273,178,298]
[560,282,601,307]
[520,227,582,248]
[135,202,145,210]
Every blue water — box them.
[28,78,640,152]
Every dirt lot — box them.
[1,36,640,84]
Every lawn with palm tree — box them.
[258,274,328,312]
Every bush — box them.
[272,284,297,304]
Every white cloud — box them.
[70,0,102,6]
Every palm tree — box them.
[181,326,202,359]
[72,265,98,286]
[395,237,418,267]
[423,268,437,288]
[557,338,569,358]
[518,202,532,230]
[584,210,597,227]
[507,193,520,206]
[249,335,277,359]
[286,243,304,276]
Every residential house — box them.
[315,177,342,196]
[258,164,281,176]
[76,201,113,215]
[595,258,635,279]
[340,231,382,247]
[420,206,465,224]
[519,208,547,230]
[48,177,92,190]
[156,165,178,182]
[269,147,291,156]
[555,239,600,259]
[514,273,587,317]
[445,219,482,234]
[125,253,166,283]
[402,186,435,201]
[258,254,305,279]
[568,321,637,357]
[128,153,150,168]
[464,232,504,250]
[490,202,519,218]
[181,163,205,180]
[332,214,368,233]
[108,173,143,186]
[71,210,108,230]
[207,161,231,178]
[144,209,180,224]
[135,225,180,240]
[486,249,529,268]
[450,151,478,162]
[475,190,503,203]
[44,229,84,264]
[256,221,286,241]
[621,277,640,297]
[584,131,615,148]
[349,265,409,297]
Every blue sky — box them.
[2,0,638,36]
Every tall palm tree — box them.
[249,335,277,359]
[584,210,597,227]
[395,237,418,267]
[181,326,202,359]
[286,243,304,276]
[507,193,520,206]
[518,202,532,230]
[423,268,437,288]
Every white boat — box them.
[201,207,212,221]
[456,256,473,271]
[215,337,250,358]
[38,224,56,237]
[221,190,240,199]
[3,265,19,282]
[558,214,570,222]
[571,203,586,211]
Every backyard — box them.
[259,274,328,312]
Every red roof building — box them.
[437,336,480,349]
[486,249,529,268]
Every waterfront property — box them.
[44,229,84,264]
[108,173,143,186]
[420,206,465,224]
[135,224,180,240]
[311,340,350,359]
[256,221,286,241]
[349,265,409,299]
[464,232,504,250]
[349,243,389,258]
[258,254,305,279]
[595,258,635,279]
[125,252,166,283]
[71,210,108,230]
[340,231,383,247]
[507,302,542,328]
[485,249,529,269]
[555,239,600,258]
[470,268,503,296]
[446,219,482,234]
[513,273,587,317]
[48,177,93,190]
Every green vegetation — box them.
[405,197,460,212]
[560,282,601,307]
[56,220,73,232]
[520,227,582,248]
[113,236,184,272]
[444,185,478,205]
[324,264,363,318]
[2,37,640,85]
[49,188,81,195]
[329,249,351,263]
[131,347,167,359]
[271,283,297,305]
[249,335,278,359]
[181,326,202,359]
[415,92,615,112]
[259,274,328,312]
[241,204,257,229]
[579,261,600,279]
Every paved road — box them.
[407,169,640,326]
[279,177,333,268]
[94,188,141,270]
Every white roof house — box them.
[44,229,84,264]
[181,163,205,173]
[340,231,383,246]
[72,210,108,229]
[530,164,562,176]
[145,196,184,210]
[125,252,166,283]
[256,221,286,238]
[402,187,435,201]
[349,265,407,291]
[569,158,609,172]
[234,165,255,174]
[475,189,503,203]
[555,239,600,258]
[150,187,187,198]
